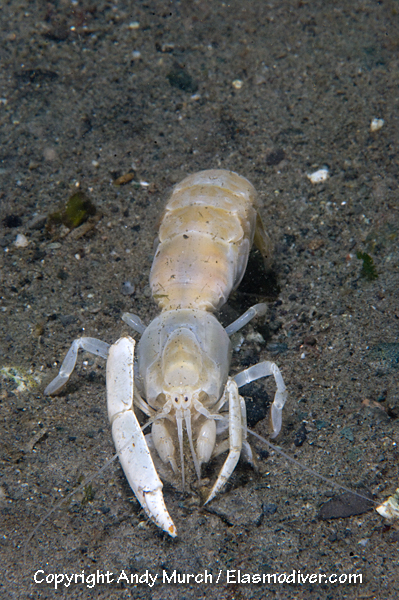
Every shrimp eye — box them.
[174,397,178,403]
[184,396,188,402]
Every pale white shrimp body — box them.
[141,170,266,411]
[131,170,282,501]
[45,169,287,537]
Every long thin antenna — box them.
[247,427,378,506]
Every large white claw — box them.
[107,337,177,537]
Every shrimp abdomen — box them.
[150,169,267,311]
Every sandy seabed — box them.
[1,1,398,598]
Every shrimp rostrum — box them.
[45,170,287,537]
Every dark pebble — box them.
[318,492,374,519]
[294,422,307,447]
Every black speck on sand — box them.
[1,1,398,598]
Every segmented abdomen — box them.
[150,169,270,311]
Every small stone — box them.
[121,281,135,296]
[376,488,399,519]
[294,422,307,447]
[246,332,265,344]
[167,64,198,93]
[307,167,329,184]
[161,43,175,53]
[113,172,135,186]
[27,214,47,230]
[308,239,324,251]
[370,118,384,132]
[358,538,369,546]
[318,492,374,519]
[14,233,29,247]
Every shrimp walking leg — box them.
[122,312,147,334]
[225,303,267,335]
[206,379,243,503]
[240,396,256,465]
[44,338,110,395]
[233,361,287,438]
[212,394,255,466]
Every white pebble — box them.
[370,118,384,132]
[14,233,29,248]
[307,167,329,184]
[232,79,243,90]
[358,538,369,547]
[246,332,265,344]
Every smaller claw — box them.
[205,379,242,505]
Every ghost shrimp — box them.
[44,169,287,537]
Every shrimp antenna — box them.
[247,427,377,506]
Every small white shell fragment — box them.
[246,332,265,344]
[370,118,384,132]
[14,233,29,248]
[232,79,243,90]
[376,488,399,519]
[307,167,329,184]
